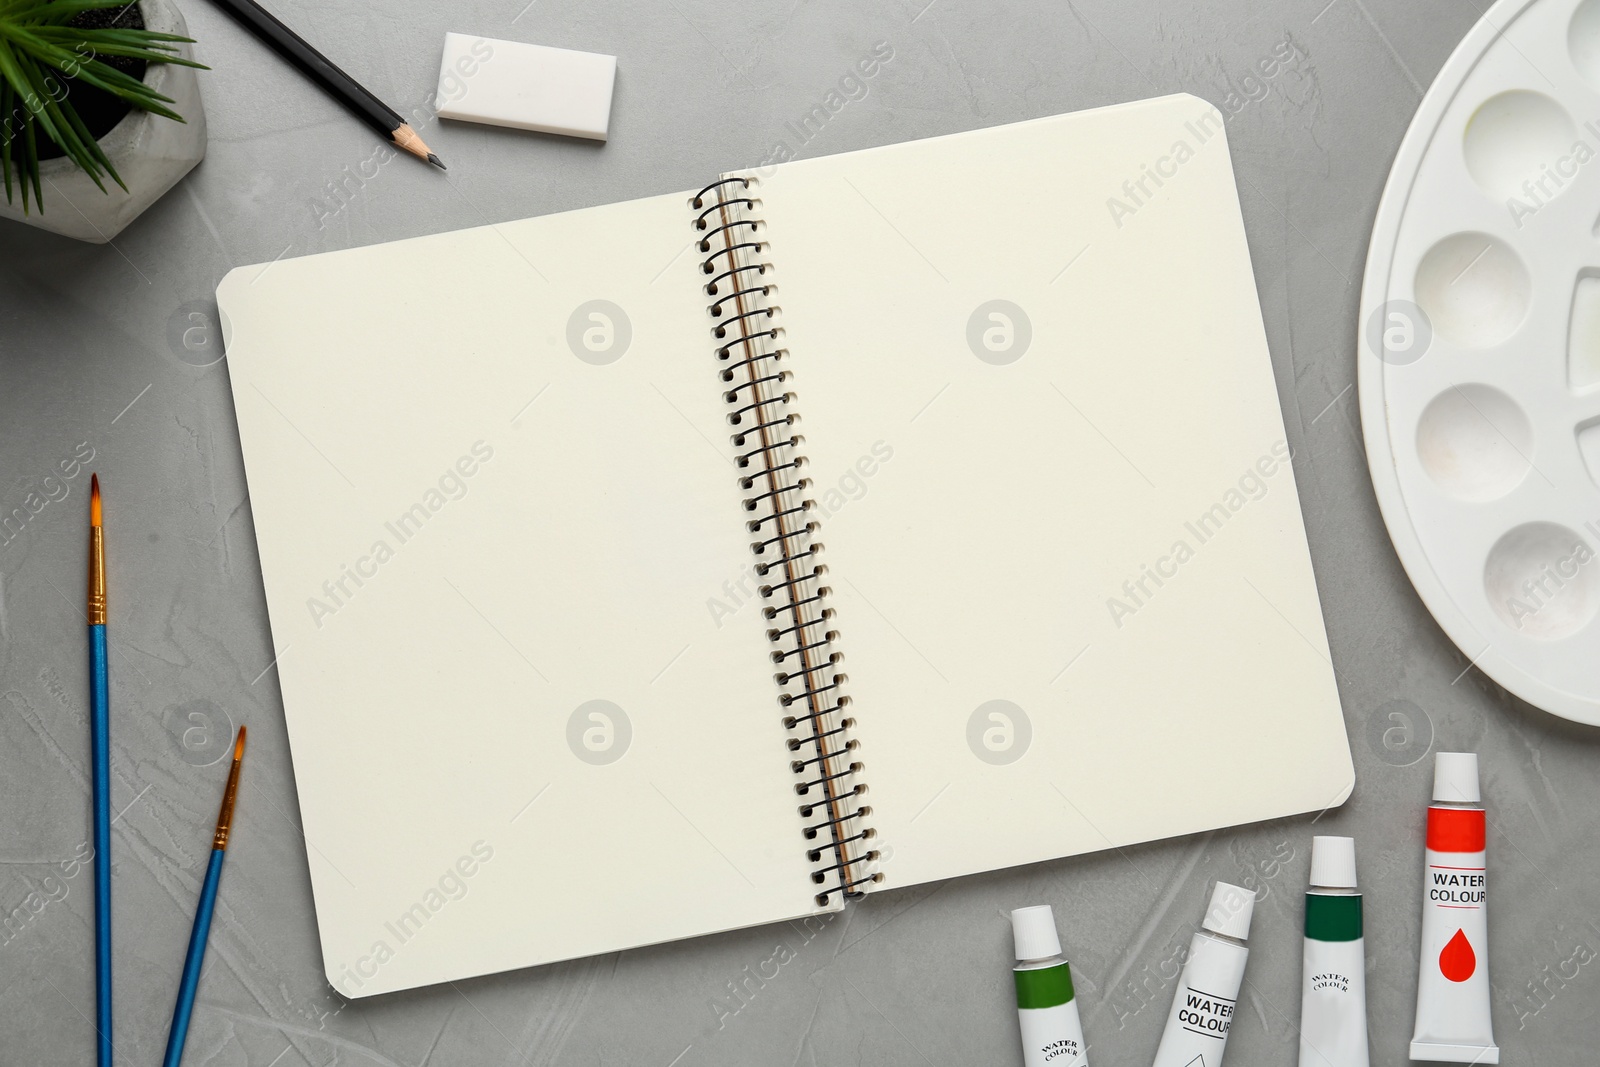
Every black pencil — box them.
[206,0,445,169]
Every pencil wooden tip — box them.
[391,123,441,168]
[234,725,247,760]
[90,474,101,526]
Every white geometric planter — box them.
[0,0,205,243]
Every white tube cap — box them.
[1201,881,1255,940]
[1309,836,1358,888]
[1010,905,1061,960]
[1433,751,1481,803]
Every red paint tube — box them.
[1409,752,1496,1064]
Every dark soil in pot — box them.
[32,3,150,162]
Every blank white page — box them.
[218,191,831,998]
[735,96,1353,891]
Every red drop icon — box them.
[1439,928,1476,982]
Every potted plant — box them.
[0,0,206,243]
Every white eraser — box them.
[436,33,616,141]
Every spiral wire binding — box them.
[691,177,879,904]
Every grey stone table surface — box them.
[3,0,1598,1064]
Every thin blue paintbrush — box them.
[161,725,247,1067]
[86,473,112,1067]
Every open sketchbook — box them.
[217,94,1352,998]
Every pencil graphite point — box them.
[234,725,247,760]
[428,153,447,171]
[90,473,101,526]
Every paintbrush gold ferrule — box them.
[87,526,107,625]
[213,756,243,850]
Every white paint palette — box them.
[1360,0,1600,724]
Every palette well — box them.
[1360,0,1600,723]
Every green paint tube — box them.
[1011,905,1088,1067]
[1299,836,1369,1067]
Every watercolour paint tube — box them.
[1298,836,1369,1067]
[1011,905,1088,1067]
[1410,751,1496,1063]
[1151,881,1254,1067]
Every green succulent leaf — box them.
[1,78,16,204]
[0,0,207,213]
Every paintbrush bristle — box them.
[213,725,247,850]
[90,473,101,526]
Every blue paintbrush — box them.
[86,473,111,1067]
[161,726,247,1067]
